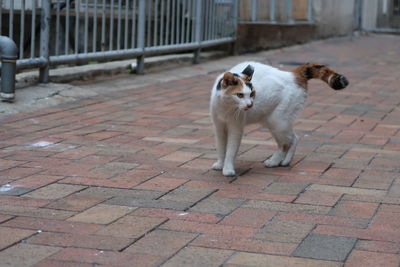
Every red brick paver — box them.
[0,34,399,266]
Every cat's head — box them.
[218,65,255,111]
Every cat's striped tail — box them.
[292,63,349,90]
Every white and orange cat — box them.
[210,61,348,176]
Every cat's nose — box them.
[247,103,253,108]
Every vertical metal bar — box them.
[124,0,129,49]
[211,0,216,39]
[109,0,114,50]
[101,0,106,51]
[39,0,51,83]
[146,0,152,46]
[203,0,209,41]
[160,0,165,45]
[270,0,276,22]
[154,0,159,46]
[117,0,122,50]
[307,0,313,22]
[171,0,175,44]
[193,0,202,63]
[251,0,257,22]
[191,0,196,42]
[75,0,81,54]
[353,0,363,31]
[65,0,70,54]
[166,0,171,45]
[185,0,191,43]
[131,0,137,49]
[20,0,26,59]
[84,0,89,53]
[176,0,180,43]
[93,0,98,52]
[137,0,146,74]
[180,0,185,43]
[9,0,14,38]
[287,0,293,23]
[0,0,2,35]
[55,0,60,56]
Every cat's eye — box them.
[236,93,244,98]
[250,91,255,98]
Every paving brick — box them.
[314,225,400,243]
[2,216,103,234]
[24,184,87,200]
[131,208,221,223]
[355,240,400,254]
[45,195,106,211]
[263,182,309,195]
[0,185,33,196]
[124,229,196,256]
[162,246,233,267]
[161,220,258,238]
[293,233,357,261]
[28,232,133,251]
[34,259,93,267]
[227,252,341,267]
[105,197,191,210]
[219,208,276,228]
[134,176,188,191]
[191,235,296,255]
[67,204,134,224]
[329,201,379,219]
[0,227,36,250]
[49,247,163,267]
[276,213,368,228]
[160,186,216,203]
[95,215,167,239]
[9,175,63,189]
[308,184,386,197]
[190,196,245,215]
[255,220,314,243]
[345,250,400,267]
[295,190,342,206]
[243,200,331,214]
[0,195,50,208]
[0,244,61,267]
[0,205,76,220]
[75,186,164,199]
[159,151,202,163]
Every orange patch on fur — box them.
[292,64,338,90]
[221,72,245,95]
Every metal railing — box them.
[356,0,400,33]
[0,0,238,82]
[239,0,313,24]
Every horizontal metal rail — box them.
[0,0,239,82]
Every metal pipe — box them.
[39,0,51,83]
[193,0,202,63]
[0,36,18,102]
[136,0,146,74]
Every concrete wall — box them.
[313,0,357,38]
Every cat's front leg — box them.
[212,120,227,171]
[223,124,243,177]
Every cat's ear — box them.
[221,72,239,88]
[242,65,254,82]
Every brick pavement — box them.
[0,34,400,266]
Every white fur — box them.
[210,61,306,176]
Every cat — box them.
[210,61,349,176]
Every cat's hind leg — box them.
[264,120,296,167]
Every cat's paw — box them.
[212,161,223,170]
[222,167,236,177]
[264,158,281,168]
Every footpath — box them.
[0,33,399,266]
